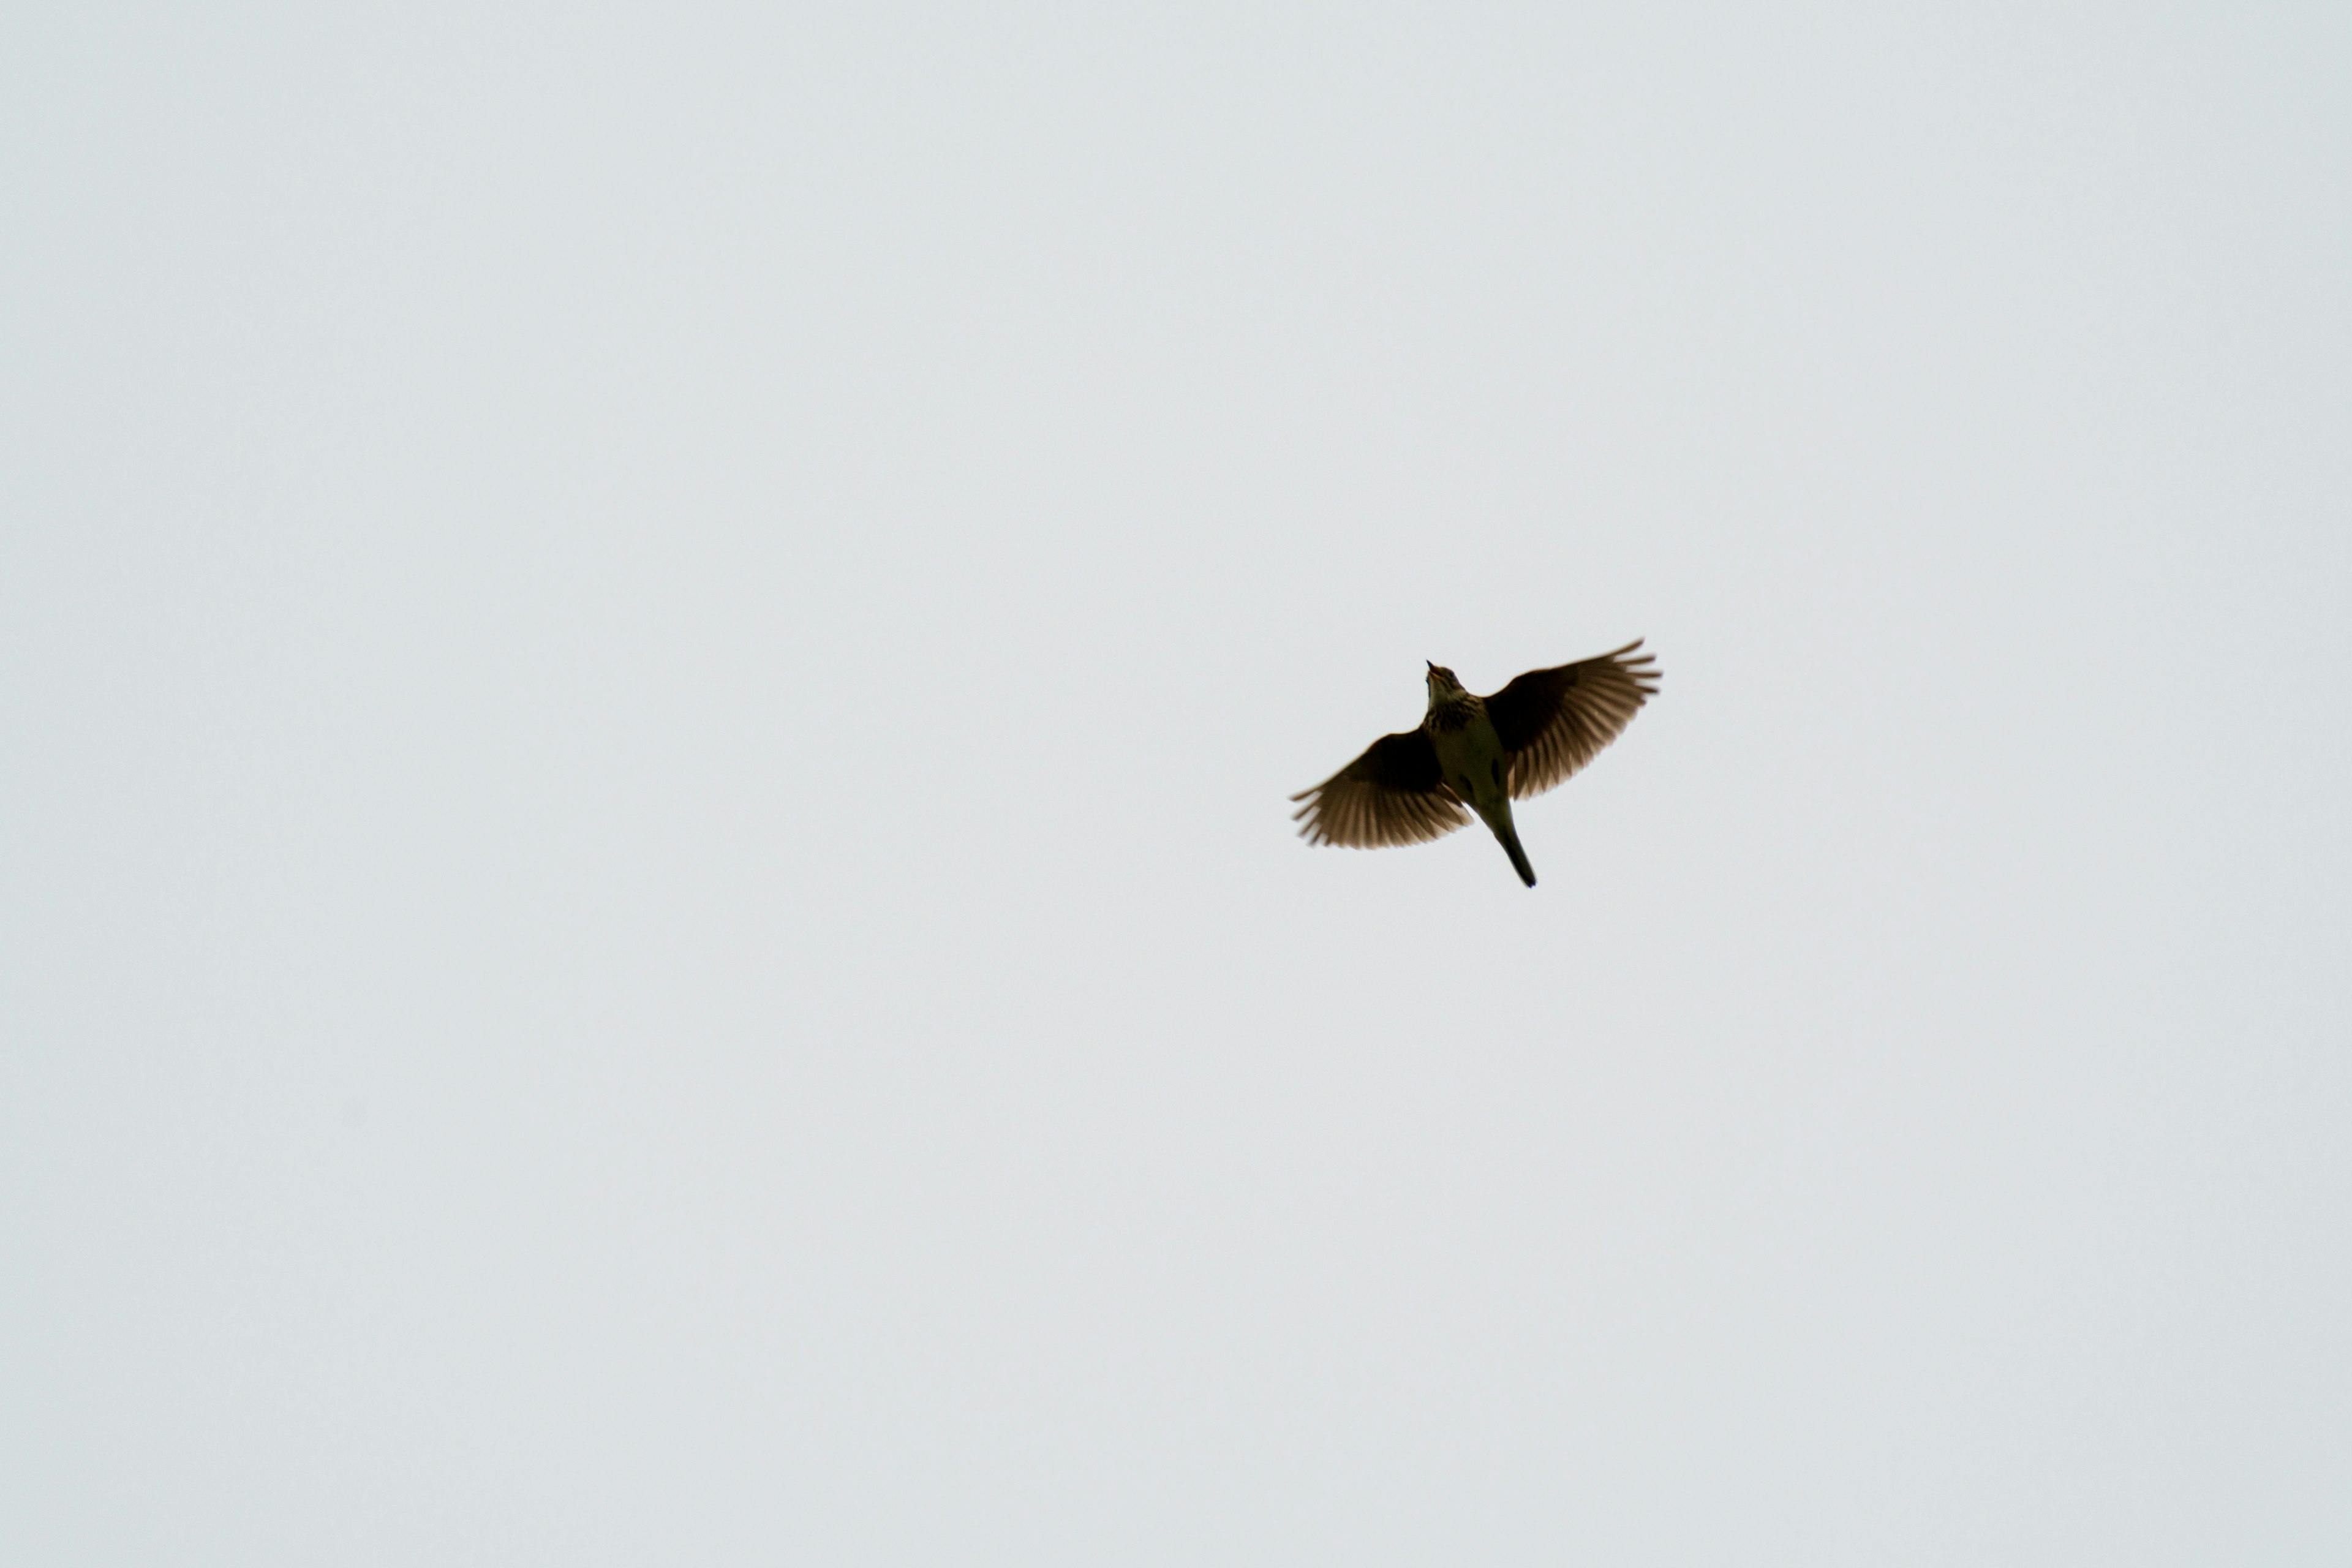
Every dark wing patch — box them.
[1289,729,1468,848]
[1483,639,1661,800]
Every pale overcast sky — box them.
[6,3,2350,1563]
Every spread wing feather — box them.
[1289,729,1468,848]
[1484,639,1661,800]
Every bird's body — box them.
[1289,641,1660,888]
[1420,673,1538,886]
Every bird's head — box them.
[1425,662,1466,708]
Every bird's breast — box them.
[1425,697,1481,734]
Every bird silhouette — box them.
[1289,640,1660,886]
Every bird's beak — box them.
[1425,660,1436,673]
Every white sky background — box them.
[6,2,2350,1561]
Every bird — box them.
[1289,640,1660,888]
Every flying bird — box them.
[1289,640,1660,888]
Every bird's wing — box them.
[1289,729,1468,848]
[1484,639,1661,800]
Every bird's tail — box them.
[1494,818,1537,888]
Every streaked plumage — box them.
[1289,639,1660,887]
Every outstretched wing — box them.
[1289,729,1468,848]
[1484,639,1661,800]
